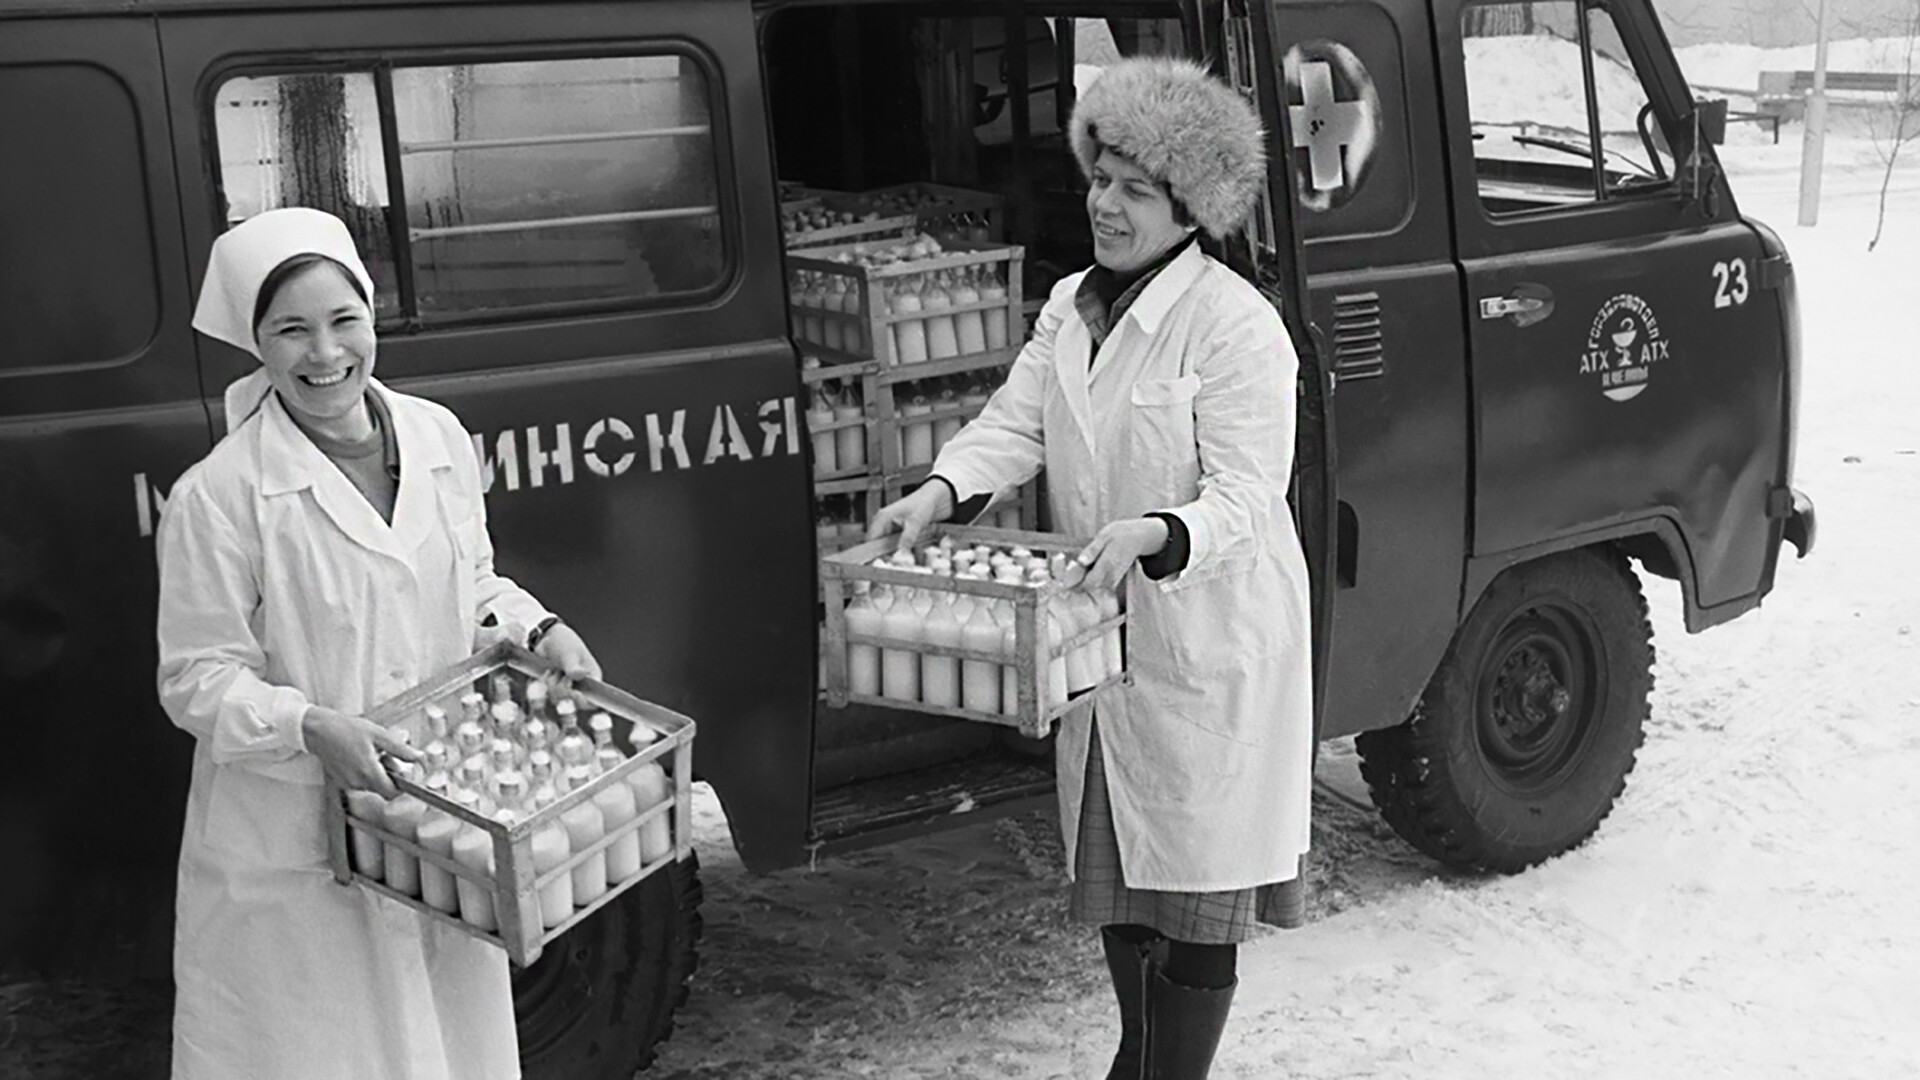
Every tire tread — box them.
[1356,547,1654,873]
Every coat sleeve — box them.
[451,419,553,644]
[155,477,312,763]
[927,279,1070,504]
[1155,282,1298,584]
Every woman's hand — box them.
[868,481,955,552]
[302,706,424,798]
[535,622,603,682]
[1061,517,1171,592]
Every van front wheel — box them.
[516,853,703,1080]
[1356,549,1652,873]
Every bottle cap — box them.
[453,787,483,812]
[595,746,628,773]
[490,701,520,729]
[522,720,550,749]
[423,704,449,738]
[459,692,485,722]
[489,672,513,702]
[525,679,548,705]
[489,740,518,772]
[456,758,489,790]
[563,764,595,789]
[527,750,556,778]
[454,721,488,754]
[588,712,615,741]
[494,770,528,802]
[554,698,578,725]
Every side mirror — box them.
[1693,97,1729,146]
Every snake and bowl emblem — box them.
[1580,294,1670,402]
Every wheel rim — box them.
[1474,599,1604,794]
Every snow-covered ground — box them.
[643,126,1920,1079]
[1214,141,1920,1080]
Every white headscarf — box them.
[191,208,378,430]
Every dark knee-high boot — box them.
[1100,927,1156,1079]
[1143,970,1236,1080]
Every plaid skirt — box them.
[1068,722,1305,943]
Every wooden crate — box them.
[836,182,1005,241]
[784,210,919,250]
[819,524,1128,738]
[786,237,1023,371]
[798,353,1037,532]
[325,641,694,968]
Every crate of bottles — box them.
[819,524,1128,738]
[839,182,1004,242]
[800,355,1016,485]
[323,640,694,968]
[786,233,1023,373]
[782,201,919,251]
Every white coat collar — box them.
[256,380,452,563]
[1118,239,1207,338]
[1056,242,1210,453]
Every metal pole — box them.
[1798,0,1834,226]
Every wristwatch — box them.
[526,615,563,651]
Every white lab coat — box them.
[934,243,1314,891]
[156,381,550,1080]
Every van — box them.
[0,0,1813,1074]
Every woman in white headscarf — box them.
[156,207,600,1080]
[871,59,1312,1079]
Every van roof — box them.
[0,0,1167,18]
[0,0,740,17]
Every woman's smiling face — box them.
[254,259,376,427]
[1086,148,1193,274]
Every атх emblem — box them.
[1580,294,1670,402]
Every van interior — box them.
[760,5,1195,832]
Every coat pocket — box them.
[199,760,330,871]
[1129,373,1201,407]
[1128,374,1203,498]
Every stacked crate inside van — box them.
[783,183,1032,557]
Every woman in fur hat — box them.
[873,57,1313,1079]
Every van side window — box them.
[214,73,400,319]
[211,53,724,327]
[1461,1,1675,216]
[2,64,160,373]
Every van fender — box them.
[1461,515,1749,634]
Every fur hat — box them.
[1069,58,1267,240]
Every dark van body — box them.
[1,0,1811,1073]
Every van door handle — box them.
[1478,284,1556,327]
